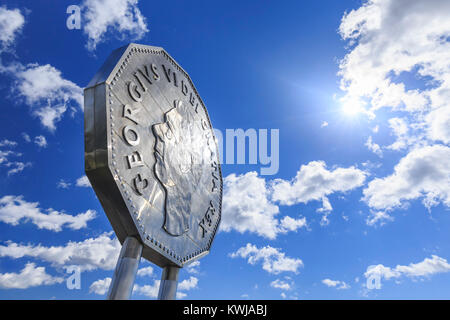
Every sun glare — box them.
[341,100,363,116]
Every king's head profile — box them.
[152,100,203,236]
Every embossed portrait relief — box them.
[153,100,204,236]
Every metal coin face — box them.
[84,43,222,267]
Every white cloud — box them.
[229,243,303,275]
[361,160,382,171]
[4,161,31,176]
[338,0,450,113]
[365,255,450,282]
[0,140,30,176]
[338,0,450,158]
[270,279,291,291]
[57,179,71,189]
[76,175,91,188]
[0,150,13,165]
[0,150,15,164]
[16,63,83,131]
[178,276,198,291]
[362,144,450,212]
[13,63,82,108]
[185,261,200,274]
[0,232,120,271]
[137,266,153,277]
[176,292,187,299]
[321,121,328,128]
[365,136,383,157]
[89,277,111,295]
[272,161,366,205]
[222,165,362,236]
[133,276,197,299]
[386,117,417,151]
[366,211,393,226]
[176,276,199,299]
[316,197,333,222]
[337,2,450,223]
[1,62,83,131]
[222,168,361,238]
[34,135,47,148]
[0,7,82,132]
[0,141,19,165]
[21,133,31,143]
[278,216,307,233]
[133,280,160,299]
[0,195,96,231]
[34,105,67,131]
[317,197,333,227]
[0,139,17,147]
[0,6,25,50]
[81,0,148,51]
[426,106,450,144]
[221,172,287,239]
[0,262,63,289]
[322,278,350,290]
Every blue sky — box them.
[0,0,450,299]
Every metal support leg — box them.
[107,236,143,300]
[157,266,180,300]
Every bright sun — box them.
[341,100,364,116]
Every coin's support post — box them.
[107,236,143,300]
[158,266,180,300]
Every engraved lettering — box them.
[199,222,207,238]
[137,65,154,85]
[181,80,188,96]
[123,125,140,146]
[133,173,148,195]
[208,201,216,216]
[162,64,178,86]
[151,63,160,81]
[123,104,140,124]
[128,80,143,102]
[201,119,209,130]
[199,201,216,238]
[134,71,148,92]
[211,177,218,192]
[127,150,144,169]
[199,216,210,238]
[189,92,196,106]
[211,161,219,192]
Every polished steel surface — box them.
[157,266,180,300]
[84,43,222,268]
[107,236,143,300]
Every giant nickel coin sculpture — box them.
[84,43,222,300]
